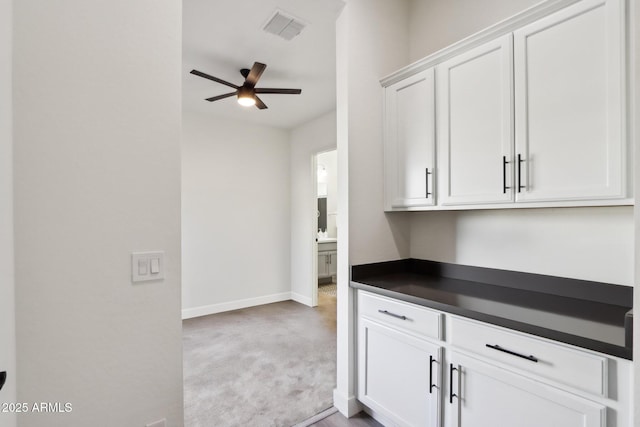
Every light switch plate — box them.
[132,251,165,283]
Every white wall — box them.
[409,0,541,62]
[411,207,634,285]
[0,0,15,425]
[317,149,338,238]
[13,1,183,426]
[182,112,291,318]
[334,0,411,416]
[290,111,337,306]
[344,3,412,266]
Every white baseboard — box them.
[291,292,313,307]
[333,388,361,418]
[182,292,292,319]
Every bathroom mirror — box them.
[317,197,327,232]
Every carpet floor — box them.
[183,294,337,427]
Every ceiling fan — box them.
[190,62,302,110]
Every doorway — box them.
[314,149,338,307]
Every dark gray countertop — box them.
[351,259,633,360]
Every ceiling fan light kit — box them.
[237,87,256,107]
[190,62,302,110]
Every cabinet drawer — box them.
[358,290,442,341]
[450,316,607,396]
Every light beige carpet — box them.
[183,297,337,427]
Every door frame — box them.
[311,153,319,307]
[311,148,337,307]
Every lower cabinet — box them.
[447,351,606,427]
[356,290,632,427]
[358,318,441,427]
[327,251,337,276]
[318,251,336,279]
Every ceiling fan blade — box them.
[254,95,268,110]
[254,88,302,95]
[245,62,267,88]
[190,69,239,89]
[205,92,237,102]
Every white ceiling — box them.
[183,0,344,130]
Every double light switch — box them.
[132,251,164,282]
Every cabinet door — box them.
[514,0,625,202]
[446,352,605,427]
[359,318,441,427]
[327,251,337,276]
[437,35,514,205]
[384,68,436,210]
[317,253,329,278]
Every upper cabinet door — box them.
[437,35,514,206]
[384,68,436,210]
[514,0,625,202]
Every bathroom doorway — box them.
[314,149,338,307]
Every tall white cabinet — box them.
[513,0,625,202]
[383,68,436,209]
[381,0,629,211]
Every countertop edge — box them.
[351,258,633,307]
[351,280,632,361]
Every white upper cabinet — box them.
[384,68,436,210]
[381,0,629,211]
[513,0,625,203]
[437,35,514,205]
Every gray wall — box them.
[0,0,15,424]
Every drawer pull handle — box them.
[378,309,407,321]
[425,168,432,198]
[429,355,435,394]
[486,344,538,363]
[449,364,458,404]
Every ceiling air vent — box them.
[263,10,306,41]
